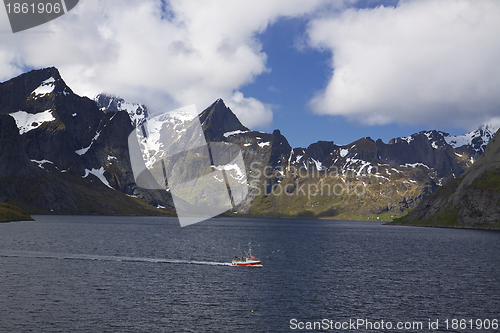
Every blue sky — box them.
[239,14,439,147]
[1,0,500,148]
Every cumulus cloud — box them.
[307,0,500,130]
[226,91,273,127]
[0,0,336,128]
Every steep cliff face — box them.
[0,68,173,215]
[0,67,104,170]
[390,129,500,228]
[0,114,34,177]
[199,98,249,142]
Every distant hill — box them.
[389,129,500,229]
[0,202,33,222]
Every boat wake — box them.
[0,250,233,267]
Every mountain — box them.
[441,125,498,155]
[389,129,500,229]
[0,67,497,221]
[222,128,495,219]
[95,94,148,127]
[0,68,173,215]
[199,98,249,141]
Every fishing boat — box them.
[232,243,261,266]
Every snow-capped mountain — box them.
[134,104,198,169]
[0,67,172,215]
[95,94,148,127]
[395,125,500,229]
[1,67,498,219]
[441,125,499,154]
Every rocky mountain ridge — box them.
[0,67,497,220]
[0,67,172,215]
[390,128,500,228]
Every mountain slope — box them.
[92,95,495,220]
[0,68,173,216]
[223,128,487,219]
[390,129,500,228]
[1,67,497,220]
[199,98,249,141]
[0,202,33,222]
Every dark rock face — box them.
[0,67,103,170]
[95,94,148,127]
[379,130,466,177]
[0,67,63,115]
[0,115,34,177]
[303,141,337,164]
[199,98,249,142]
[392,129,500,228]
[0,68,172,215]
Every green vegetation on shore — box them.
[0,202,34,222]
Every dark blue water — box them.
[0,216,499,332]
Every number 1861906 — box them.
[444,319,498,330]
[6,2,61,14]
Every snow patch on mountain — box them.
[121,102,147,126]
[214,163,246,184]
[400,162,430,169]
[422,131,442,149]
[83,167,112,188]
[31,159,54,170]
[224,130,249,138]
[443,125,498,153]
[165,105,197,124]
[136,105,199,169]
[76,131,101,156]
[310,158,324,170]
[9,110,55,134]
[31,77,55,98]
[95,94,149,127]
[443,132,474,148]
[400,136,413,144]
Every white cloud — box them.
[307,0,500,130]
[225,91,273,128]
[0,0,333,128]
[486,117,500,133]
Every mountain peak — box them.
[199,98,249,141]
[95,94,148,127]
[480,123,499,134]
[442,125,498,154]
[0,67,72,115]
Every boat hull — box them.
[231,260,261,266]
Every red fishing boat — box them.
[232,243,261,267]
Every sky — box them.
[1,0,500,147]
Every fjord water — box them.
[0,216,498,332]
